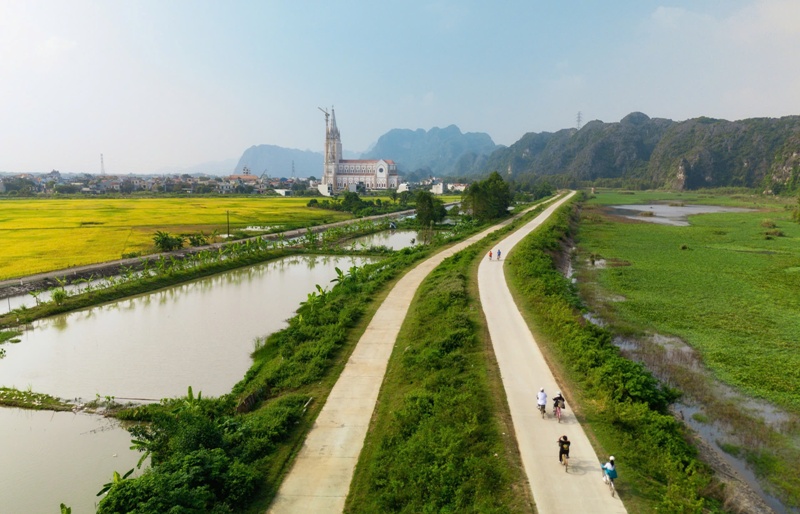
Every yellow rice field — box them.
[0,197,352,280]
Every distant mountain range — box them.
[473,112,800,190]
[361,125,499,177]
[229,113,800,191]
[232,126,499,179]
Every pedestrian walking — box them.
[488,250,493,260]
[496,249,501,260]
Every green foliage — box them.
[413,190,447,227]
[187,232,209,247]
[461,171,512,222]
[152,230,185,252]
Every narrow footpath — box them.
[479,191,627,513]
[267,201,535,513]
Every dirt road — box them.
[479,191,627,513]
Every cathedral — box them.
[318,108,399,196]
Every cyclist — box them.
[602,456,618,484]
[536,387,547,417]
[552,391,566,416]
[557,435,571,465]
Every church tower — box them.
[321,107,341,194]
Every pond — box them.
[0,407,141,514]
[0,255,375,402]
[608,204,753,226]
[347,229,420,250]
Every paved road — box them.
[479,191,627,513]
[269,192,625,513]
[267,201,547,513]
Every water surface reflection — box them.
[0,255,375,401]
[0,407,140,514]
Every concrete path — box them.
[479,191,627,513]
[267,200,553,513]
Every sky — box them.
[1,0,799,175]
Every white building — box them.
[318,108,399,196]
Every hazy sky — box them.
[1,0,799,174]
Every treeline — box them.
[505,194,724,512]
[306,191,412,217]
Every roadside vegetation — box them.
[505,194,725,513]
[576,190,800,508]
[346,239,536,513]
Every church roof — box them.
[340,159,396,165]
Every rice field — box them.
[0,197,352,280]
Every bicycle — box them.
[561,453,569,472]
[554,403,562,423]
[538,403,546,419]
[602,469,617,497]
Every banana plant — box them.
[96,468,134,496]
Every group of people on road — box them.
[536,387,618,485]
[487,249,501,260]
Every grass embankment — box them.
[346,245,532,513]
[577,191,800,507]
[505,194,724,513]
[0,197,353,280]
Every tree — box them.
[462,171,512,222]
[414,190,446,227]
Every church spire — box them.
[330,106,340,138]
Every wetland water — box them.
[348,229,420,250]
[608,203,752,226]
[0,255,376,401]
[0,408,141,514]
[1,254,376,513]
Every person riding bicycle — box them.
[557,435,571,464]
[552,391,565,415]
[602,456,618,483]
[536,387,547,415]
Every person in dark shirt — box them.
[558,435,571,464]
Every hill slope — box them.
[475,113,800,190]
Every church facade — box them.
[318,108,399,196]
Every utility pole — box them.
[227,210,230,238]
[100,153,105,174]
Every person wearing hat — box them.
[602,456,618,484]
[536,387,547,417]
[552,391,566,416]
